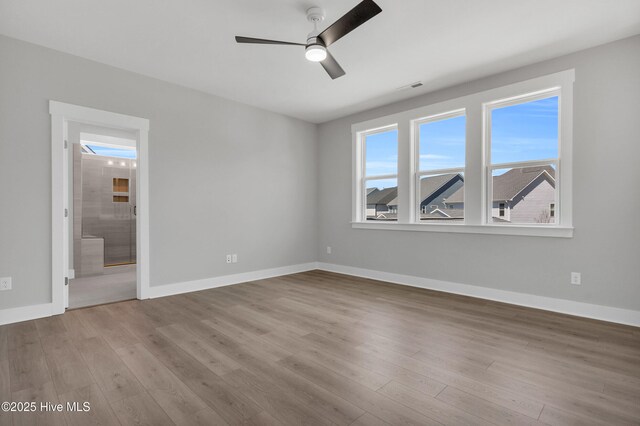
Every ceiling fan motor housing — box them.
[306,7,325,24]
[306,6,326,47]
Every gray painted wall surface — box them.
[317,35,640,311]
[0,35,317,310]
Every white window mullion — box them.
[465,103,483,225]
[397,120,412,223]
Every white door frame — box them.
[50,101,150,314]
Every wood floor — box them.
[1,270,639,426]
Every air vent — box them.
[397,81,423,91]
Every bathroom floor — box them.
[69,264,136,309]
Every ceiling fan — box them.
[235,0,382,79]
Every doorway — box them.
[50,101,150,314]
[68,125,138,308]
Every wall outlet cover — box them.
[0,277,12,291]
[226,255,232,264]
[571,272,581,285]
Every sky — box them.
[84,144,137,159]
[365,96,558,190]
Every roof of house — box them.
[386,173,462,206]
[366,186,398,205]
[445,166,555,203]
[431,208,464,218]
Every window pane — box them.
[84,144,137,159]
[419,115,465,171]
[365,178,398,221]
[365,129,398,176]
[491,96,558,164]
[420,172,464,222]
[490,165,556,224]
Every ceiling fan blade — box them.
[318,0,382,47]
[235,36,305,46]
[320,51,346,79]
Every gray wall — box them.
[0,35,318,310]
[317,35,640,311]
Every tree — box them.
[535,209,552,223]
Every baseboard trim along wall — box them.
[1,262,638,327]
[316,262,640,327]
[147,262,319,299]
[0,303,55,326]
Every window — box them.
[82,144,137,159]
[361,127,398,221]
[352,70,574,237]
[487,93,559,224]
[415,111,465,222]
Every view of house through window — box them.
[488,95,559,224]
[417,112,465,222]
[364,128,398,221]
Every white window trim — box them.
[354,124,398,222]
[413,109,466,224]
[352,70,574,238]
[484,88,562,226]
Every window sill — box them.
[351,222,573,238]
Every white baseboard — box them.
[0,303,54,326]
[147,262,319,299]
[3,262,637,328]
[317,262,640,327]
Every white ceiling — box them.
[1,0,639,123]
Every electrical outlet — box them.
[226,255,232,264]
[571,272,581,285]
[326,246,332,254]
[232,254,238,263]
[0,277,12,291]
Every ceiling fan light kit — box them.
[305,44,327,62]
[235,0,382,79]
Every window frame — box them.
[352,70,574,238]
[355,124,399,222]
[484,89,561,226]
[413,109,466,224]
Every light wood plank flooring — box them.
[1,270,639,425]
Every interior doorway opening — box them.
[50,101,150,315]
[68,125,138,308]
